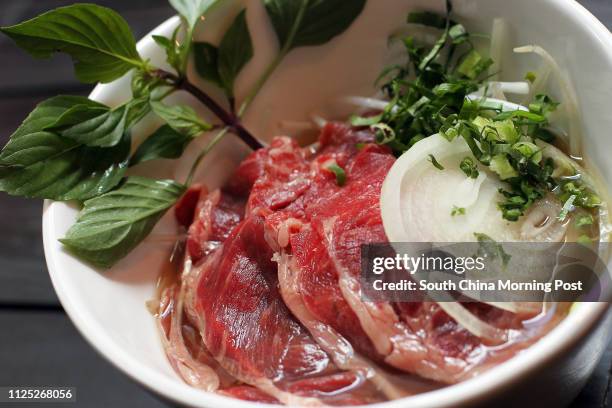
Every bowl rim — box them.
[43,1,612,407]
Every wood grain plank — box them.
[0,310,173,407]
[0,96,64,306]
[0,196,56,306]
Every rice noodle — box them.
[495,81,530,95]
[471,81,531,101]
[488,83,507,101]
[514,45,583,157]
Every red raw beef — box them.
[241,123,538,384]
[186,190,245,264]
[190,213,383,404]
[175,185,204,228]
[290,226,381,360]
[194,215,329,381]
[246,137,311,215]
[288,144,396,363]
[175,122,550,403]
[220,385,280,404]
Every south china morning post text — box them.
[360,242,612,303]
[370,253,581,293]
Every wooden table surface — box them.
[0,1,610,407]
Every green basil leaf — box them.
[217,9,253,96]
[130,125,193,165]
[0,96,131,200]
[60,177,186,268]
[264,0,366,52]
[153,26,182,73]
[0,131,129,201]
[193,42,223,88]
[0,4,143,83]
[132,70,165,99]
[169,0,220,30]
[193,10,253,97]
[46,97,149,147]
[11,96,104,139]
[150,101,212,137]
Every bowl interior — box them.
[43,0,612,407]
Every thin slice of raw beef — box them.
[162,187,249,391]
[250,123,541,384]
[220,385,281,404]
[184,188,246,264]
[246,137,312,216]
[242,124,412,398]
[190,213,385,405]
[170,122,551,403]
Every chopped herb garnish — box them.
[350,114,383,127]
[459,157,479,179]
[512,142,542,164]
[451,206,466,216]
[490,155,518,180]
[474,232,511,267]
[559,181,601,209]
[429,154,445,170]
[558,194,577,222]
[326,163,347,186]
[529,94,560,117]
[576,214,594,228]
[369,5,603,225]
[371,2,484,157]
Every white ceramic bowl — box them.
[43,0,612,407]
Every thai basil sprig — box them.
[0,0,366,267]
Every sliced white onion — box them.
[380,133,522,243]
[481,302,542,314]
[379,103,589,245]
[473,82,530,99]
[489,18,508,81]
[340,96,390,112]
[488,83,507,101]
[514,45,583,157]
